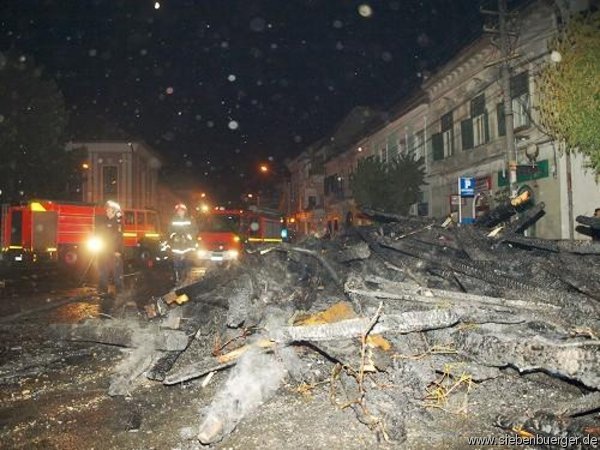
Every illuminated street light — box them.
[259,164,269,173]
[82,162,90,169]
[200,192,206,198]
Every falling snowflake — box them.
[88,49,97,57]
[228,120,239,130]
[227,74,236,82]
[166,86,174,94]
[358,4,373,17]
[333,20,343,29]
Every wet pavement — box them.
[0,262,202,449]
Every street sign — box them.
[459,177,476,197]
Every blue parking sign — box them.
[459,177,476,197]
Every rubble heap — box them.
[51,204,600,447]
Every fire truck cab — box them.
[196,208,243,262]
[0,200,161,266]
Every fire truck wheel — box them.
[63,249,79,265]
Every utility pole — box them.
[483,0,518,198]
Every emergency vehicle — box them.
[0,200,161,266]
[196,207,243,262]
[242,206,287,243]
[195,206,285,262]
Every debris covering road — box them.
[2,207,600,449]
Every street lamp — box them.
[259,164,269,174]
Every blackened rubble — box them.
[21,201,600,447]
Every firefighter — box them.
[168,203,197,284]
[97,200,124,296]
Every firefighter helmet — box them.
[174,203,187,212]
[105,200,121,211]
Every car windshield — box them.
[198,214,240,233]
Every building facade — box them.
[285,0,598,239]
[68,141,162,211]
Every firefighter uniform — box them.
[168,204,197,283]
[97,201,124,294]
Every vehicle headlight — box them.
[233,235,240,243]
[197,249,209,258]
[227,249,239,259]
[86,236,104,253]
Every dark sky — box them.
[0,0,491,192]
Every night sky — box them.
[1,0,492,193]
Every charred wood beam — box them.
[378,235,542,293]
[500,203,546,236]
[163,358,236,385]
[475,191,530,228]
[49,321,189,352]
[146,351,183,381]
[502,235,600,255]
[352,276,559,312]
[498,234,559,252]
[271,243,342,288]
[274,309,459,343]
[455,330,600,390]
[360,208,437,226]
[576,215,600,230]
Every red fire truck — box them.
[0,200,161,266]
[242,206,286,244]
[195,206,284,262]
[196,208,244,262]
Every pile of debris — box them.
[50,198,600,447]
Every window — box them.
[511,72,530,129]
[325,175,343,196]
[147,212,159,230]
[136,211,145,225]
[441,112,454,157]
[470,94,489,147]
[461,118,474,150]
[378,142,388,163]
[124,210,135,225]
[102,166,118,197]
[414,130,425,160]
[387,132,398,156]
[432,132,444,161]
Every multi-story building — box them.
[285,144,327,236]
[422,0,591,238]
[287,106,384,236]
[68,140,162,211]
[286,0,598,239]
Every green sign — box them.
[497,159,549,187]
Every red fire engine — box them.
[0,200,161,265]
[196,208,244,262]
[195,206,284,262]
[242,206,286,244]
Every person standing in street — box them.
[168,203,197,285]
[97,200,124,295]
